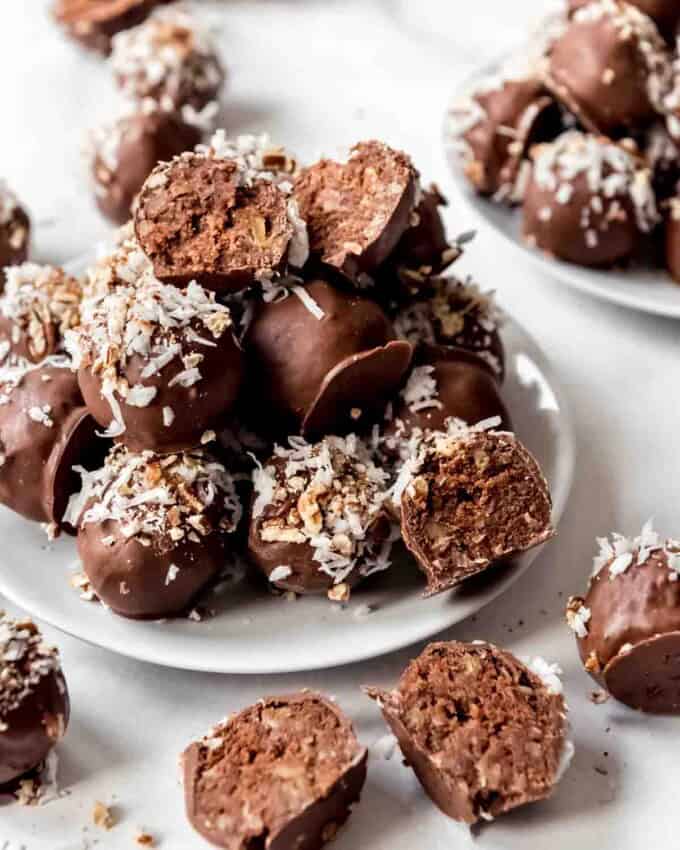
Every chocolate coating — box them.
[183,692,367,850]
[52,0,169,54]
[0,186,29,279]
[365,641,569,825]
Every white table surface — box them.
[2,2,679,848]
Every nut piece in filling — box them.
[67,444,242,619]
[365,641,571,824]
[294,140,419,279]
[566,521,680,713]
[0,612,69,787]
[245,279,412,439]
[523,131,658,268]
[134,133,306,290]
[0,359,101,528]
[182,692,367,850]
[66,270,242,452]
[0,264,82,363]
[397,423,553,594]
[52,0,169,55]
[0,182,30,279]
[247,435,395,597]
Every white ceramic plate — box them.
[0,313,575,674]
[444,61,680,319]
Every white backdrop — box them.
[1,2,679,848]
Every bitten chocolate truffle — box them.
[52,0,169,54]
[0,613,69,787]
[88,109,203,225]
[134,133,308,290]
[0,264,82,363]
[393,275,505,380]
[523,131,658,267]
[545,0,672,136]
[248,434,395,598]
[0,359,99,529]
[569,0,680,40]
[183,692,367,850]
[0,182,29,276]
[366,641,572,825]
[245,279,413,438]
[67,445,242,619]
[295,140,419,279]
[395,422,553,594]
[110,5,225,119]
[67,271,242,452]
[567,522,680,713]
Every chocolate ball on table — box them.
[0,613,69,788]
[294,140,419,282]
[569,0,680,41]
[0,264,82,364]
[396,423,553,595]
[67,444,242,619]
[247,434,395,599]
[523,131,658,267]
[183,692,367,850]
[244,279,413,439]
[52,0,170,55]
[0,359,100,531]
[67,270,242,452]
[0,183,29,279]
[545,0,672,136]
[88,109,203,225]
[567,522,680,713]
[366,641,572,825]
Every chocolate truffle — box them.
[183,692,367,850]
[67,271,242,452]
[248,434,395,598]
[666,197,680,281]
[67,444,242,619]
[88,109,203,225]
[52,0,169,55]
[110,5,225,118]
[134,133,308,290]
[569,0,680,40]
[0,264,82,363]
[523,131,658,267]
[0,613,69,787]
[395,423,553,594]
[545,0,672,136]
[244,279,413,438]
[0,182,29,277]
[365,641,572,825]
[294,140,419,280]
[392,275,505,381]
[0,359,100,529]
[567,521,680,713]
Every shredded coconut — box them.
[400,365,442,413]
[524,656,564,695]
[591,520,680,582]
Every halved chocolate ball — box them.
[365,641,571,825]
[52,0,170,54]
[567,522,680,713]
[0,183,29,278]
[0,613,69,787]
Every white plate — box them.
[444,62,680,319]
[0,313,575,674]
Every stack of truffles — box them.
[447,0,680,282]
[0,130,555,621]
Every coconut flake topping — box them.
[591,520,680,582]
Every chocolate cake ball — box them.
[0,359,100,529]
[110,5,225,118]
[67,444,242,619]
[523,131,658,267]
[395,423,553,594]
[545,0,672,136]
[567,522,680,713]
[392,275,505,381]
[365,641,572,825]
[67,272,242,452]
[88,109,202,225]
[247,434,395,598]
[0,182,29,276]
[0,264,82,363]
[52,0,169,55]
[294,140,419,280]
[134,133,308,290]
[665,197,680,281]
[183,692,367,850]
[569,0,680,40]
[0,613,69,787]
[244,279,413,438]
